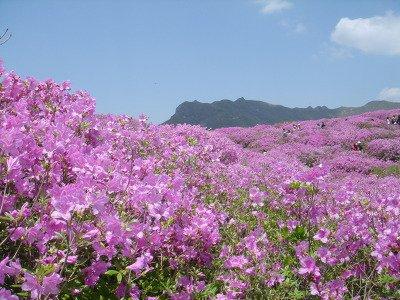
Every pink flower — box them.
[317,247,336,265]
[115,282,127,299]
[66,255,78,264]
[295,241,309,258]
[129,285,141,300]
[0,288,18,300]
[0,257,11,284]
[318,279,347,300]
[42,273,63,295]
[266,273,284,287]
[215,293,236,300]
[313,228,330,243]
[9,227,25,241]
[249,187,264,206]
[298,256,321,279]
[6,156,20,174]
[225,255,249,269]
[83,261,111,286]
[266,263,284,287]
[127,252,153,275]
[0,260,20,295]
[21,272,62,298]
[177,276,205,294]
[21,273,41,298]
[310,282,320,296]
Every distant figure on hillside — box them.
[317,121,326,129]
[282,128,291,138]
[352,141,364,151]
[387,115,400,125]
[293,123,301,130]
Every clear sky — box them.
[1,0,400,123]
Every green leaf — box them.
[289,181,302,190]
[35,264,55,279]
[378,273,398,284]
[201,282,222,297]
[187,136,198,146]
[289,289,307,299]
[117,272,123,283]
[289,226,307,242]
[162,217,174,228]
[0,215,14,222]
[104,270,119,276]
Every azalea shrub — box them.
[0,59,399,299]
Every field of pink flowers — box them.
[0,59,399,299]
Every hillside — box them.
[1,60,400,299]
[165,98,400,128]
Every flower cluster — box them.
[0,59,399,299]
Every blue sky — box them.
[1,0,400,123]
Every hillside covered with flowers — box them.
[0,60,399,299]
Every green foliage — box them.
[371,164,400,177]
[35,264,56,280]
[73,276,119,300]
[288,181,318,195]
[195,281,223,299]
[377,273,398,285]
[187,136,198,146]
[288,226,308,243]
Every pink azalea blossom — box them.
[314,228,330,243]
[0,288,18,300]
[83,261,111,286]
[127,252,153,275]
[21,272,62,298]
[224,255,249,269]
[298,256,321,279]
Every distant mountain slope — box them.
[337,100,400,116]
[164,98,400,129]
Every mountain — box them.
[164,98,400,129]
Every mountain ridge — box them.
[165,98,400,129]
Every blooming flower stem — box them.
[11,241,22,260]
[124,269,132,297]
[0,226,17,247]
